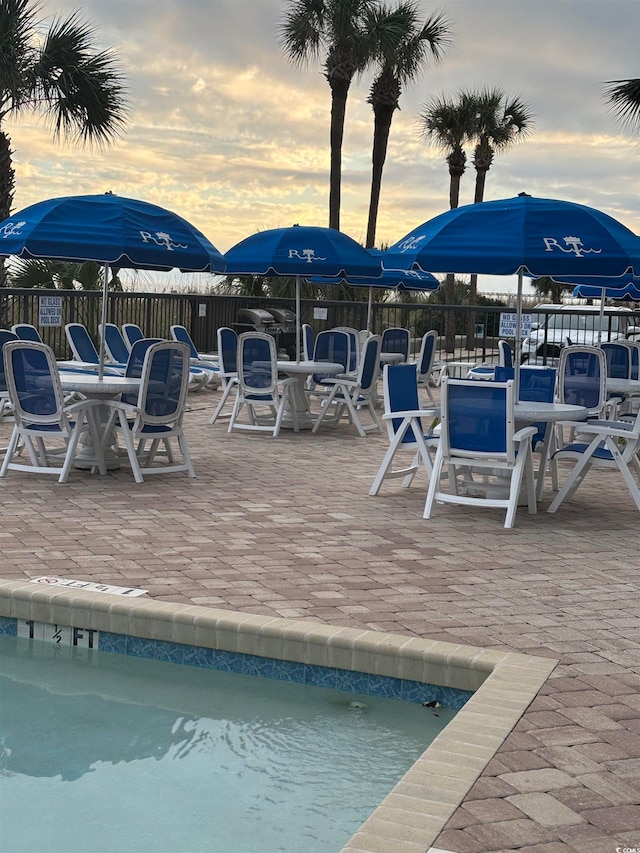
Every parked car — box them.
[521,305,640,364]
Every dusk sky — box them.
[7,0,640,292]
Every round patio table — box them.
[58,374,142,469]
[275,360,343,430]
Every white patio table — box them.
[606,377,640,396]
[514,401,588,500]
[276,360,343,430]
[58,373,142,469]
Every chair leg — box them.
[547,437,601,513]
[0,427,22,477]
[311,385,340,434]
[210,379,236,424]
[116,410,145,483]
[423,447,445,519]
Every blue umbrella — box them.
[572,281,640,300]
[552,275,640,342]
[224,225,382,360]
[307,262,440,330]
[383,194,640,392]
[0,193,226,378]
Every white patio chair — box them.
[122,323,145,352]
[413,330,438,405]
[548,408,640,513]
[332,327,360,374]
[311,335,382,436]
[0,341,106,483]
[306,329,351,394]
[0,329,18,421]
[11,324,43,342]
[380,327,410,364]
[228,332,298,437]
[210,327,239,424]
[99,322,132,365]
[302,324,315,361]
[369,363,439,496]
[100,341,195,483]
[424,378,537,529]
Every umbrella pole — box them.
[296,274,301,362]
[598,289,605,345]
[366,286,373,332]
[514,267,524,401]
[98,262,109,381]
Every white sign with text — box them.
[499,312,532,338]
[38,295,63,327]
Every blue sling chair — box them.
[424,377,537,529]
[369,363,439,496]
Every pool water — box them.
[0,636,456,853]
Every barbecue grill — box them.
[233,307,298,359]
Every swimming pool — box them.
[1,634,458,852]
[0,580,557,852]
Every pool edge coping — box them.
[0,580,557,853]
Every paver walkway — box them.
[0,388,638,852]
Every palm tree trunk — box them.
[444,163,463,352]
[0,129,15,291]
[365,105,393,249]
[466,165,489,350]
[329,81,350,231]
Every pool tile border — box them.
[0,580,557,853]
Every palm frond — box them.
[604,78,640,130]
[34,10,129,146]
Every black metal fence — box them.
[2,288,638,364]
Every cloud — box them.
[7,0,638,273]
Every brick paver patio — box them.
[0,385,638,852]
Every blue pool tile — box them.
[368,674,403,700]
[0,616,17,636]
[126,636,156,659]
[183,644,214,669]
[305,664,337,688]
[154,639,185,664]
[99,631,128,654]
[210,649,244,672]
[335,669,370,694]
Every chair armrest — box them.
[586,418,635,431]
[570,422,638,440]
[64,398,106,415]
[101,399,140,416]
[513,425,537,443]
[381,408,439,420]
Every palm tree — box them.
[469,88,533,207]
[364,3,450,248]
[0,0,128,227]
[418,91,478,211]
[279,0,379,231]
[604,78,640,130]
[466,88,533,344]
[7,257,122,289]
[417,92,477,350]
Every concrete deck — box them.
[0,385,638,852]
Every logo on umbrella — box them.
[288,248,327,263]
[1,221,25,238]
[396,236,426,253]
[543,236,602,257]
[139,230,189,251]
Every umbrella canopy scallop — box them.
[0,193,226,273]
[223,225,381,279]
[383,194,639,278]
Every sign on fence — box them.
[499,312,532,338]
[38,295,63,327]
[313,307,328,320]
